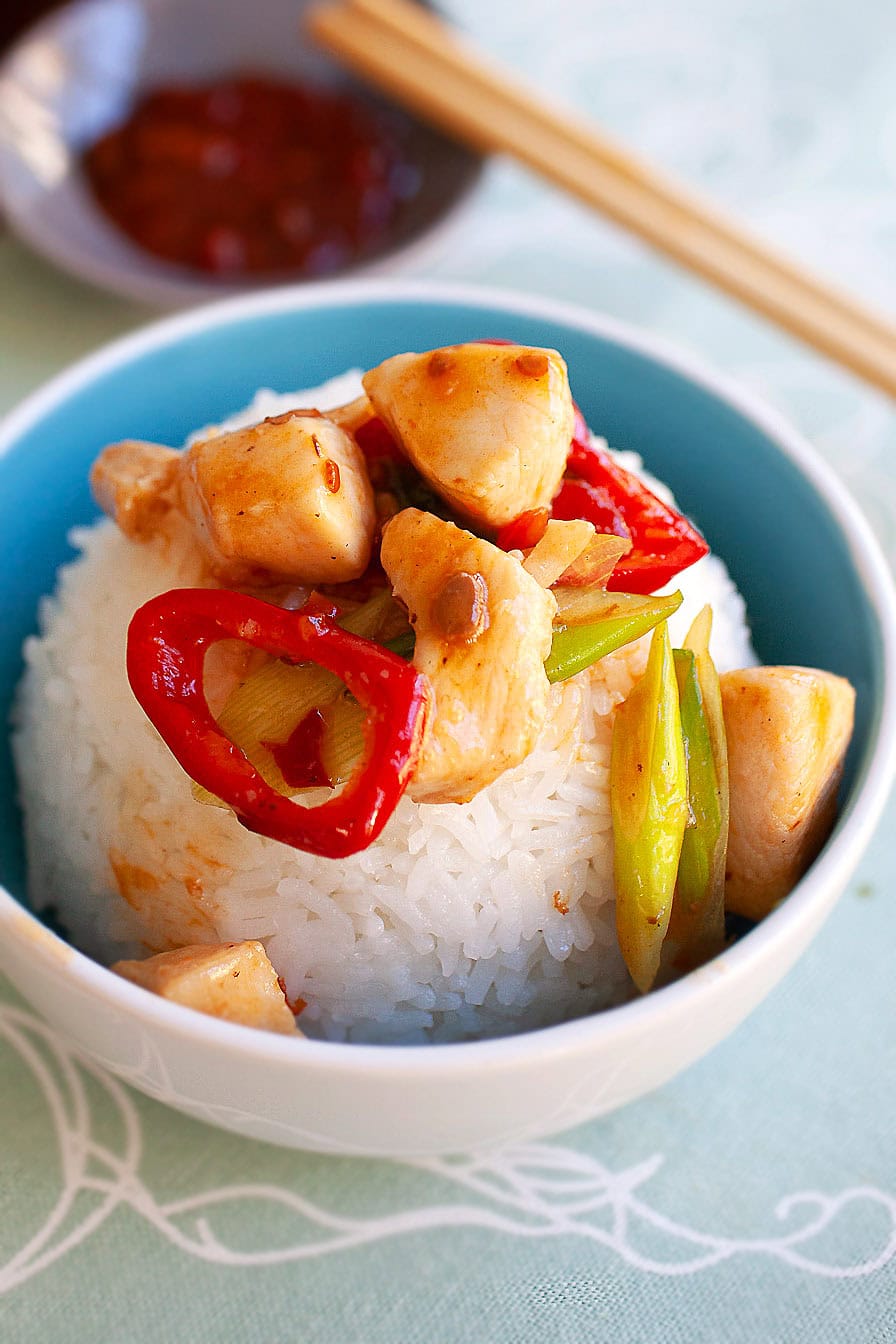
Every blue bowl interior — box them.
[0,296,881,915]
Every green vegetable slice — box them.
[553,585,673,628]
[545,590,683,683]
[668,605,729,966]
[668,646,726,968]
[385,629,416,659]
[193,658,341,805]
[610,620,689,993]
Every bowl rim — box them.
[2,275,895,1075]
[0,0,484,307]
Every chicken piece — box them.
[721,666,855,920]
[179,413,375,584]
[112,941,299,1035]
[362,343,574,528]
[91,413,376,585]
[380,508,556,803]
[89,440,180,541]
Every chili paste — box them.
[82,74,424,277]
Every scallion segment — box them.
[545,590,683,683]
[667,606,729,967]
[669,647,726,968]
[610,620,689,993]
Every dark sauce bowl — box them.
[0,0,483,305]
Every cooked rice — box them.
[12,374,752,1044]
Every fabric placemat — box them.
[2,1,895,1337]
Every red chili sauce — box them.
[82,74,424,277]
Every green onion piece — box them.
[684,606,729,827]
[610,620,689,993]
[385,629,416,659]
[192,589,403,807]
[671,605,729,964]
[668,647,726,968]
[321,693,367,785]
[545,590,683,683]
[339,587,397,639]
[553,585,673,628]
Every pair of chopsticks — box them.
[307,0,896,400]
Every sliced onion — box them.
[523,519,595,587]
[558,532,631,587]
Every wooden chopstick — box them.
[307,0,896,399]
[352,0,896,344]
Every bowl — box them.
[0,0,482,306]
[1,279,894,1156]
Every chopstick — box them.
[307,0,896,399]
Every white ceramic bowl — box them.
[0,0,482,305]
[1,280,894,1155]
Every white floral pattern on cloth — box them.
[2,1000,895,1297]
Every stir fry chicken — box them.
[380,508,556,803]
[721,666,855,920]
[363,342,575,528]
[98,340,857,993]
[92,412,376,584]
[180,413,376,584]
[91,439,181,542]
[112,941,299,1034]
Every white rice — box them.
[12,374,752,1044]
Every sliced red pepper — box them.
[493,400,708,593]
[354,414,404,466]
[263,708,332,790]
[565,406,708,593]
[495,507,550,552]
[126,588,429,859]
[551,478,630,541]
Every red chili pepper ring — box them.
[126,588,429,859]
